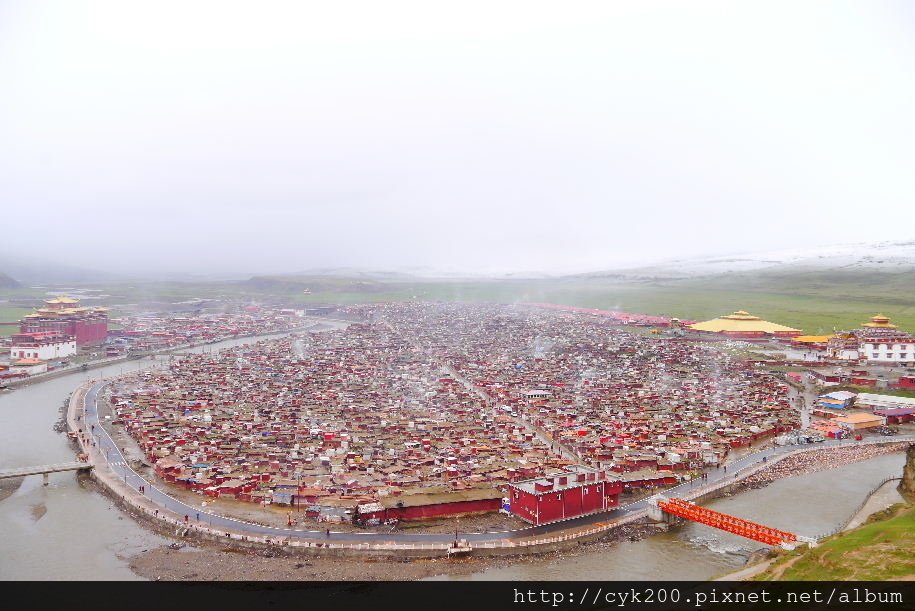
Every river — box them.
[0,326,344,580]
[436,452,905,581]
[0,326,906,580]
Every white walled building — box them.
[860,340,915,364]
[827,315,915,365]
[9,332,77,361]
[9,358,49,376]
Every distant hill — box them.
[0,272,20,289]
[578,240,915,282]
[0,253,120,285]
[243,275,396,294]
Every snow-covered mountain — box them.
[582,240,915,280]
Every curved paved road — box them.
[82,380,915,544]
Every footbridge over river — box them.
[0,462,93,486]
[649,495,817,549]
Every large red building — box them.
[508,466,623,526]
[19,296,108,347]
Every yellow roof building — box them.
[792,335,834,343]
[688,310,802,335]
[44,296,80,305]
[832,413,885,429]
[861,314,896,329]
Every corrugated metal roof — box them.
[380,488,502,508]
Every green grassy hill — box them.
[756,503,915,580]
[3,266,915,334]
[0,306,31,336]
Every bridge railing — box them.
[0,462,94,478]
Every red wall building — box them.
[19,297,108,347]
[508,467,623,526]
[357,488,504,522]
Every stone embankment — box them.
[900,443,915,502]
[734,442,911,491]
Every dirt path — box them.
[714,559,774,581]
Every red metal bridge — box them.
[656,497,808,548]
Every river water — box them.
[439,452,905,581]
[0,327,342,580]
[0,327,906,580]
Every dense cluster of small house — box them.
[370,303,798,482]
[106,306,305,354]
[108,302,798,523]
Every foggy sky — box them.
[1,1,912,276]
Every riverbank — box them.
[711,446,911,582]
[727,442,911,495]
[128,520,657,581]
[4,321,329,390]
[753,502,915,580]
[844,478,905,531]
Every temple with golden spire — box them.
[687,310,802,338]
[827,314,914,364]
[19,295,108,346]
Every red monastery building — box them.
[20,296,108,347]
[827,315,915,365]
[508,466,623,526]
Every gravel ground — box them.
[130,546,499,581]
[129,520,657,581]
[730,442,910,493]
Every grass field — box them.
[756,503,915,580]
[2,268,915,335]
[280,279,915,333]
[0,306,32,336]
